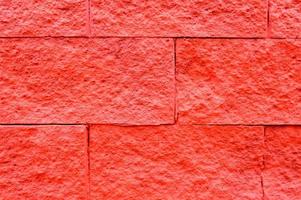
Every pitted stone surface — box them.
[0,0,87,36]
[0,126,88,200]
[0,38,174,124]
[270,0,301,38]
[90,125,264,200]
[264,126,301,200]
[91,0,267,37]
[177,39,301,124]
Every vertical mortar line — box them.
[266,0,271,38]
[261,126,266,199]
[87,0,92,36]
[173,38,178,124]
[86,124,91,200]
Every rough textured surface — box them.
[264,126,301,200]
[0,126,88,200]
[90,125,264,200]
[91,0,267,37]
[0,0,87,37]
[0,38,174,124]
[270,0,301,38]
[177,39,301,124]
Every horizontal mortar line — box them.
[269,36,301,39]
[0,123,174,127]
[0,36,91,39]
[0,123,299,127]
[191,123,301,126]
[176,37,301,40]
[0,123,87,126]
[0,36,300,40]
[90,36,268,39]
[89,122,176,127]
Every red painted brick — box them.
[0,38,174,124]
[270,0,301,38]
[90,125,264,200]
[0,0,87,37]
[264,126,301,200]
[0,126,88,200]
[177,39,301,124]
[91,0,267,37]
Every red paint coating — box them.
[177,39,301,124]
[90,125,264,200]
[0,126,88,199]
[264,126,301,200]
[0,0,300,199]
[270,0,301,38]
[91,0,267,37]
[0,38,174,125]
[0,0,88,37]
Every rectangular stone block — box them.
[264,126,301,200]
[0,38,174,125]
[90,125,264,200]
[177,39,301,124]
[270,0,301,38]
[91,0,267,37]
[0,0,87,37]
[0,126,88,199]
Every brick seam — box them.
[0,123,300,126]
[267,0,271,38]
[190,123,301,126]
[0,123,86,126]
[0,36,299,40]
[86,124,91,200]
[261,126,266,200]
[87,0,91,36]
[173,38,178,123]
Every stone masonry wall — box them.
[0,1,300,199]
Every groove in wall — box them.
[0,123,299,127]
[191,123,301,126]
[261,126,267,199]
[267,0,271,38]
[87,0,92,36]
[0,123,86,126]
[86,124,91,200]
[173,38,178,123]
[0,36,300,40]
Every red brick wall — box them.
[0,1,300,199]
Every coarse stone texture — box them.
[0,126,88,200]
[90,125,264,200]
[91,0,267,37]
[264,126,301,200]
[270,0,301,38]
[0,38,174,124]
[0,0,87,37]
[177,39,301,125]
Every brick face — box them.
[0,38,174,125]
[176,39,301,125]
[264,126,301,200]
[91,0,267,37]
[0,0,88,37]
[270,0,301,38]
[90,125,264,200]
[0,126,88,200]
